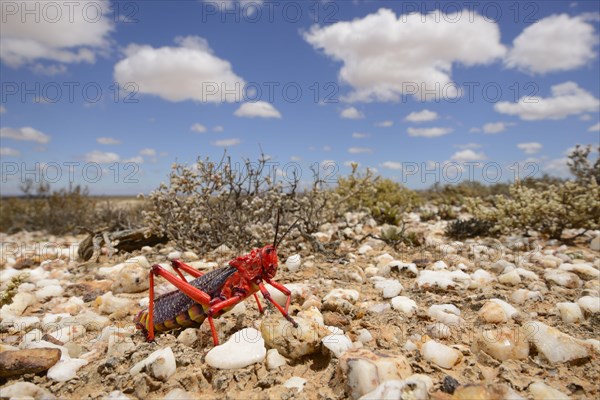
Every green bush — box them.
[437,204,458,221]
[0,180,147,235]
[336,164,422,225]
[144,152,349,253]
[468,180,600,240]
[445,218,493,240]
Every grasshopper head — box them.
[260,244,279,279]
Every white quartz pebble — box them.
[130,347,176,381]
[205,328,266,369]
[421,340,462,369]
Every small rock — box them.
[107,335,135,358]
[442,375,460,394]
[95,292,133,315]
[283,377,307,392]
[322,333,353,357]
[177,328,198,347]
[498,270,521,285]
[427,323,452,339]
[266,348,288,370]
[428,304,464,326]
[130,347,176,381]
[110,256,150,294]
[511,289,543,305]
[528,321,591,364]
[417,270,471,291]
[0,348,61,377]
[577,296,600,315]
[558,263,599,280]
[261,316,327,359]
[339,348,412,399]
[285,254,302,272]
[356,329,373,343]
[452,384,520,400]
[470,269,496,288]
[529,381,569,400]
[359,379,428,400]
[479,299,519,324]
[590,235,600,252]
[0,382,55,400]
[167,251,182,260]
[473,327,529,361]
[387,261,418,277]
[165,388,198,400]
[391,296,417,317]
[556,302,584,323]
[324,288,360,303]
[372,278,402,298]
[421,340,462,369]
[358,244,373,254]
[544,269,582,289]
[205,328,266,369]
[47,358,88,382]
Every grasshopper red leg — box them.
[151,264,211,304]
[257,282,298,327]
[171,259,204,278]
[265,278,292,313]
[253,293,264,314]
[145,264,212,342]
[206,295,245,345]
[147,270,156,342]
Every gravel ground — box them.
[1,212,599,399]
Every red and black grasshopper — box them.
[134,214,298,346]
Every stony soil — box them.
[1,213,598,399]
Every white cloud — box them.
[517,142,543,155]
[450,149,487,162]
[482,122,510,134]
[352,132,369,139]
[1,0,113,68]
[323,145,332,151]
[469,127,481,133]
[85,151,120,163]
[505,14,598,74]
[0,105,6,114]
[455,143,481,149]
[543,157,571,177]
[123,156,144,164]
[1,126,50,143]
[30,63,67,76]
[304,8,506,102]
[0,147,20,157]
[340,107,364,119]
[234,101,281,118]
[212,138,241,147]
[495,81,600,121]
[405,109,438,122]
[407,127,453,138]
[140,148,156,156]
[97,137,121,145]
[381,161,403,170]
[348,147,373,154]
[375,120,393,128]
[290,155,302,161]
[213,125,224,132]
[114,36,245,103]
[580,114,592,121]
[191,123,207,133]
[588,122,600,132]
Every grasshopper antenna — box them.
[273,208,281,248]
[275,217,300,249]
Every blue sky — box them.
[1,0,599,195]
